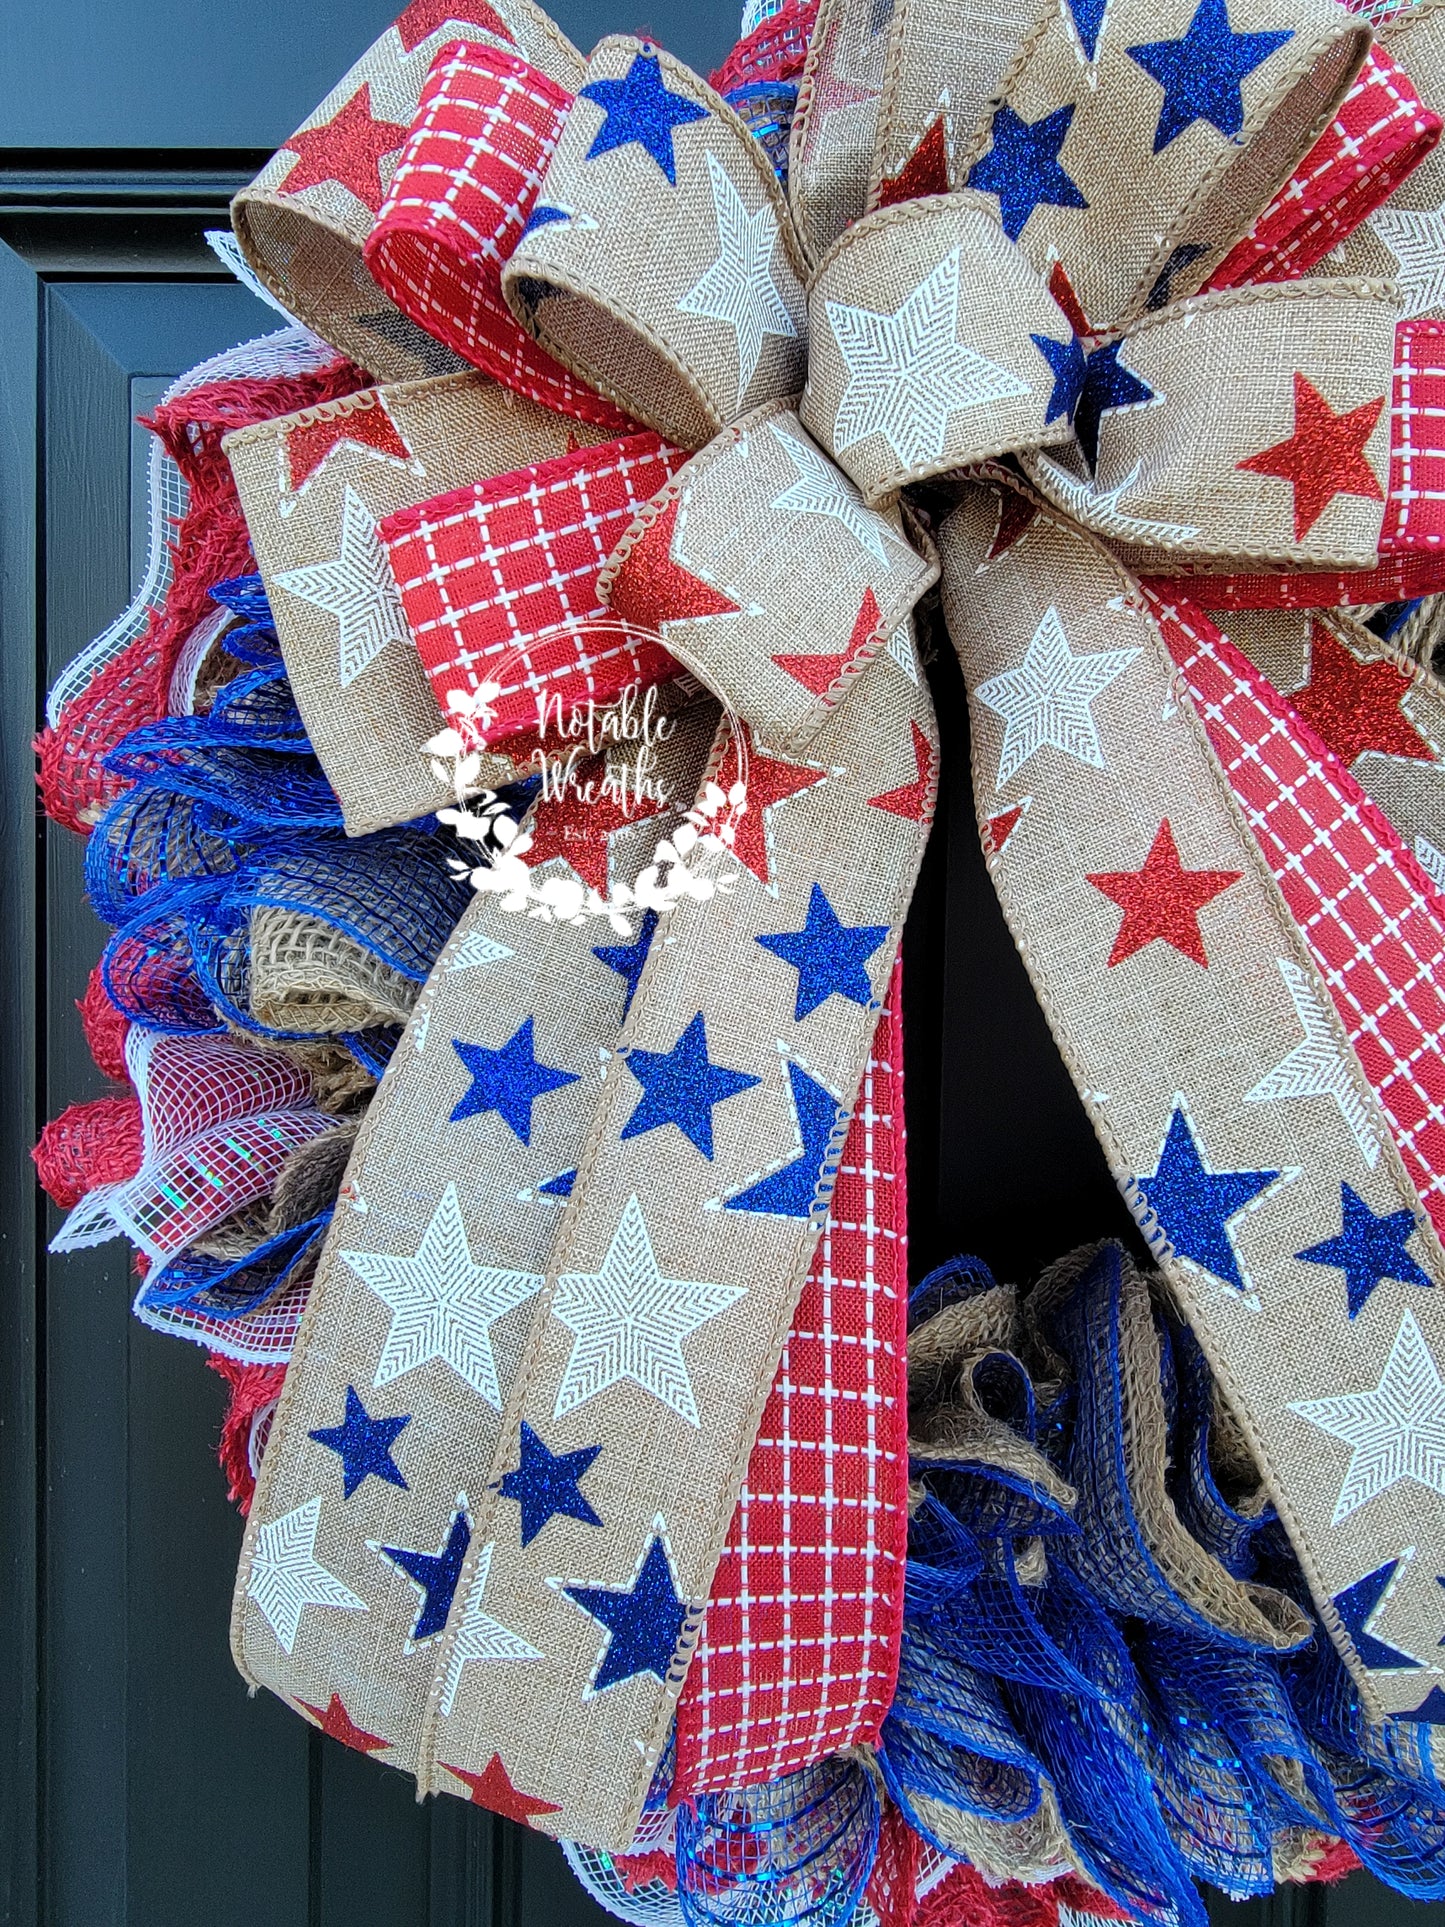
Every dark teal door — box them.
[0,4,734,1923]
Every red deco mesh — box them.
[37,357,369,835]
[708,0,819,92]
[33,1095,145,1209]
[382,434,685,741]
[672,970,909,1791]
[77,960,132,1082]
[365,40,631,429]
[208,1357,288,1514]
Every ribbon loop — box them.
[223,371,619,833]
[802,191,1074,501]
[364,39,631,427]
[232,0,585,382]
[959,0,1369,332]
[502,37,811,445]
[1022,277,1400,572]
[600,401,937,748]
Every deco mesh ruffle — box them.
[34,0,1445,1916]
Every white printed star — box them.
[1290,1310,1445,1523]
[247,1497,366,1654]
[274,484,413,687]
[770,421,893,566]
[1416,834,1445,892]
[341,1183,541,1407]
[677,154,798,407]
[550,1193,746,1425]
[438,1541,542,1717]
[974,605,1140,790]
[887,619,918,684]
[450,931,515,972]
[1370,207,1445,321]
[1245,958,1381,1167]
[827,247,1028,471]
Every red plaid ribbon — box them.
[381,433,685,745]
[365,40,631,428]
[673,972,908,1793]
[1154,591,1445,1240]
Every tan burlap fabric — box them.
[598,401,936,748]
[939,472,1445,1718]
[790,0,895,261]
[250,908,422,1032]
[231,0,583,380]
[233,706,718,1774]
[1222,606,1445,862]
[1026,280,1400,573]
[501,39,810,446]
[801,194,1075,502]
[224,371,614,833]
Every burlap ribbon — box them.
[227,0,1445,1852]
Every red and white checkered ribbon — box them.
[365,39,632,428]
[381,432,686,742]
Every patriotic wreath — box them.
[34,0,1445,1917]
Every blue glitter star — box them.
[520,203,570,239]
[564,1532,689,1692]
[1128,0,1292,152]
[594,908,659,1019]
[1032,331,1088,425]
[966,103,1088,244]
[757,883,888,1020]
[450,1017,578,1144]
[538,1169,577,1198]
[1331,1560,1421,1670]
[1296,1183,1432,1320]
[498,1421,603,1547]
[621,1011,761,1159]
[1134,1104,1278,1291]
[309,1385,410,1500]
[381,1503,471,1642]
[1074,340,1156,474]
[578,51,709,186]
[1398,1685,1445,1724]
[1065,0,1108,59]
[726,1061,845,1219]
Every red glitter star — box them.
[773,587,882,695]
[441,1753,562,1826]
[986,488,1040,561]
[297,1693,390,1755]
[878,115,949,207]
[714,723,827,885]
[984,802,1026,857]
[285,397,417,491]
[281,86,411,212]
[607,499,741,636]
[525,753,669,893]
[1047,260,1091,337]
[1237,372,1386,543]
[868,720,935,822]
[1292,621,1433,767]
[395,0,513,53]
[1086,819,1241,968]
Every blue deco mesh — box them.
[675,1757,879,1927]
[883,1241,1445,1918]
[89,578,474,1046]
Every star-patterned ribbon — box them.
[225,0,1445,1854]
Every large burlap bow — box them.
[228,0,1445,1854]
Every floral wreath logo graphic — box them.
[423,620,750,934]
